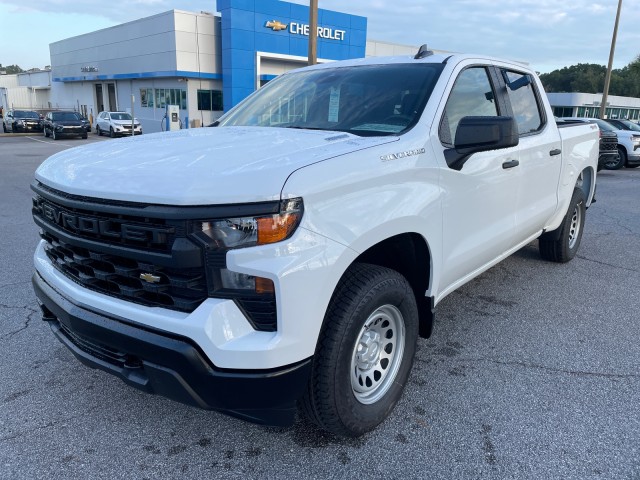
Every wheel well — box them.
[578,167,594,205]
[355,233,434,338]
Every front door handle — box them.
[502,159,520,169]
[550,148,562,156]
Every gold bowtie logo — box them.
[140,273,161,284]
[266,20,288,31]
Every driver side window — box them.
[439,67,498,147]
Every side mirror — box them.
[445,116,519,170]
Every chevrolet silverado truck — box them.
[32,47,598,437]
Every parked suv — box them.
[2,110,42,133]
[559,118,619,171]
[95,111,142,137]
[602,118,640,169]
[43,111,89,140]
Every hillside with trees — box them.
[540,57,640,97]
[0,64,25,74]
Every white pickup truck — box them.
[32,47,598,437]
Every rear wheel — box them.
[539,188,586,263]
[604,147,626,170]
[301,263,418,437]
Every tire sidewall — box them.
[560,188,586,260]
[330,275,418,435]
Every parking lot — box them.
[1,135,639,479]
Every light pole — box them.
[308,0,318,65]
[600,0,623,119]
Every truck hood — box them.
[35,126,397,205]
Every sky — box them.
[1,0,640,74]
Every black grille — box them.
[600,139,617,151]
[32,183,280,331]
[42,231,207,312]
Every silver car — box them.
[95,111,142,137]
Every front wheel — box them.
[109,127,115,138]
[96,126,101,136]
[44,127,49,138]
[52,129,58,140]
[605,147,626,170]
[539,188,586,263]
[301,263,418,437]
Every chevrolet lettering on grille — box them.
[33,197,173,244]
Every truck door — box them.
[496,67,562,241]
[433,65,519,294]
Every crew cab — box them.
[31,48,598,437]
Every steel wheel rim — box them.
[350,304,405,405]
[568,202,583,249]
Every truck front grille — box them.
[42,231,208,312]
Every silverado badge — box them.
[139,273,161,284]
[265,20,288,31]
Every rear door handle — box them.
[502,159,520,169]
[550,148,562,156]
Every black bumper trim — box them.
[32,271,312,427]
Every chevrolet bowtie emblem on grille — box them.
[140,273,161,284]
[265,20,288,31]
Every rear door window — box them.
[502,70,544,135]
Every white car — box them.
[95,111,142,137]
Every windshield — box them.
[14,111,40,119]
[219,63,444,136]
[111,113,132,121]
[52,112,81,121]
[618,119,640,132]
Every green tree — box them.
[0,64,25,74]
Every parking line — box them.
[26,136,74,148]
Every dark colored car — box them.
[2,109,43,133]
[43,111,88,140]
[559,118,619,171]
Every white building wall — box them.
[174,11,221,73]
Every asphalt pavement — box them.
[1,135,639,479]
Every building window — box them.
[197,90,223,111]
[140,88,154,108]
[153,88,186,110]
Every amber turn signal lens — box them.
[257,213,300,245]
[255,276,275,294]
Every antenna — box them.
[414,44,433,59]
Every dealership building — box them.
[42,0,420,133]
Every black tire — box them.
[52,129,58,140]
[539,188,586,263]
[626,164,640,168]
[604,147,626,170]
[44,127,49,138]
[96,126,101,136]
[109,127,115,138]
[2,123,6,133]
[301,263,419,437]
[81,134,88,139]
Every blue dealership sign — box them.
[218,0,367,110]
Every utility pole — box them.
[600,0,623,119]
[308,0,318,65]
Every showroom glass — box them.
[219,64,444,136]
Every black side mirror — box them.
[445,116,519,170]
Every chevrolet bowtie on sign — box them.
[265,20,288,31]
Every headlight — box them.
[199,197,303,249]
[16,120,24,126]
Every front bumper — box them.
[33,270,312,426]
